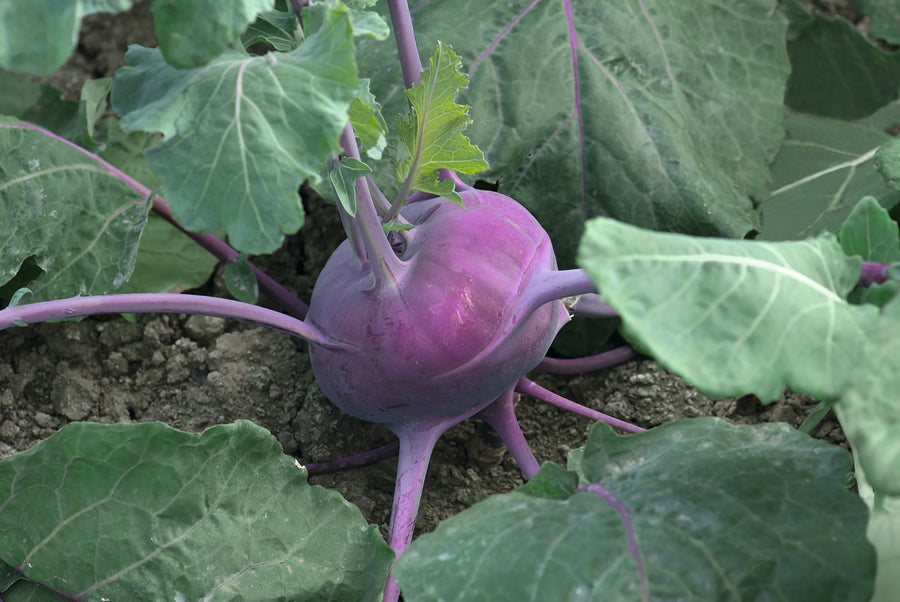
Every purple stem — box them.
[578,483,649,602]
[476,386,540,478]
[516,377,644,434]
[537,345,637,374]
[151,197,308,318]
[4,120,309,318]
[387,0,424,88]
[570,293,619,319]
[0,293,342,349]
[517,269,612,319]
[859,261,890,286]
[382,398,496,602]
[303,440,400,476]
[337,125,406,289]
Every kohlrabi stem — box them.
[381,423,444,602]
[537,345,637,374]
[570,293,620,319]
[383,398,496,601]
[151,196,309,318]
[9,120,309,318]
[387,0,424,88]
[0,294,343,349]
[516,377,644,434]
[475,387,540,478]
[338,125,405,288]
[859,261,891,286]
[303,440,400,476]
[517,269,615,319]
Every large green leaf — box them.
[851,453,900,602]
[0,420,393,601]
[0,1,139,75]
[838,196,900,263]
[360,0,789,267]
[759,110,900,241]
[395,419,874,601]
[0,70,93,149]
[151,0,275,69]
[782,0,900,119]
[0,117,149,301]
[577,218,877,402]
[111,3,358,254]
[836,296,900,496]
[857,0,900,45]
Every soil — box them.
[0,1,846,543]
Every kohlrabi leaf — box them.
[857,0,900,45]
[836,295,900,496]
[782,0,900,119]
[120,214,219,294]
[111,3,358,254]
[94,118,162,191]
[350,79,388,159]
[0,71,91,149]
[759,110,900,240]
[395,418,874,601]
[0,1,139,75]
[223,252,259,304]
[242,7,302,51]
[329,156,371,217]
[577,218,878,402]
[360,0,789,267]
[875,137,900,190]
[0,420,393,601]
[852,453,900,602]
[0,118,150,301]
[395,41,488,204]
[80,78,112,137]
[151,0,275,69]
[838,196,900,263]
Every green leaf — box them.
[577,218,878,402]
[395,41,488,203]
[783,0,900,119]
[759,111,900,240]
[2,578,70,601]
[111,3,358,254]
[395,419,874,601]
[875,137,900,190]
[857,0,900,45]
[838,196,900,263]
[151,0,275,69]
[121,214,218,294]
[242,8,302,51]
[0,70,57,118]
[0,118,150,301]
[349,10,390,40]
[836,296,900,496]
[329,156,371,217]
[852,453,900,602]
[0,71,90,148]
[0,1,140,75]
[223,252,259,304]
[360,0,789,267]
[80,78,112,137]
[0,421,393,600]
[94,117,162,191]
[349,78,388,159]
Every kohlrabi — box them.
[308,188,565,424]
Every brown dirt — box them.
[0,1,845,543]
